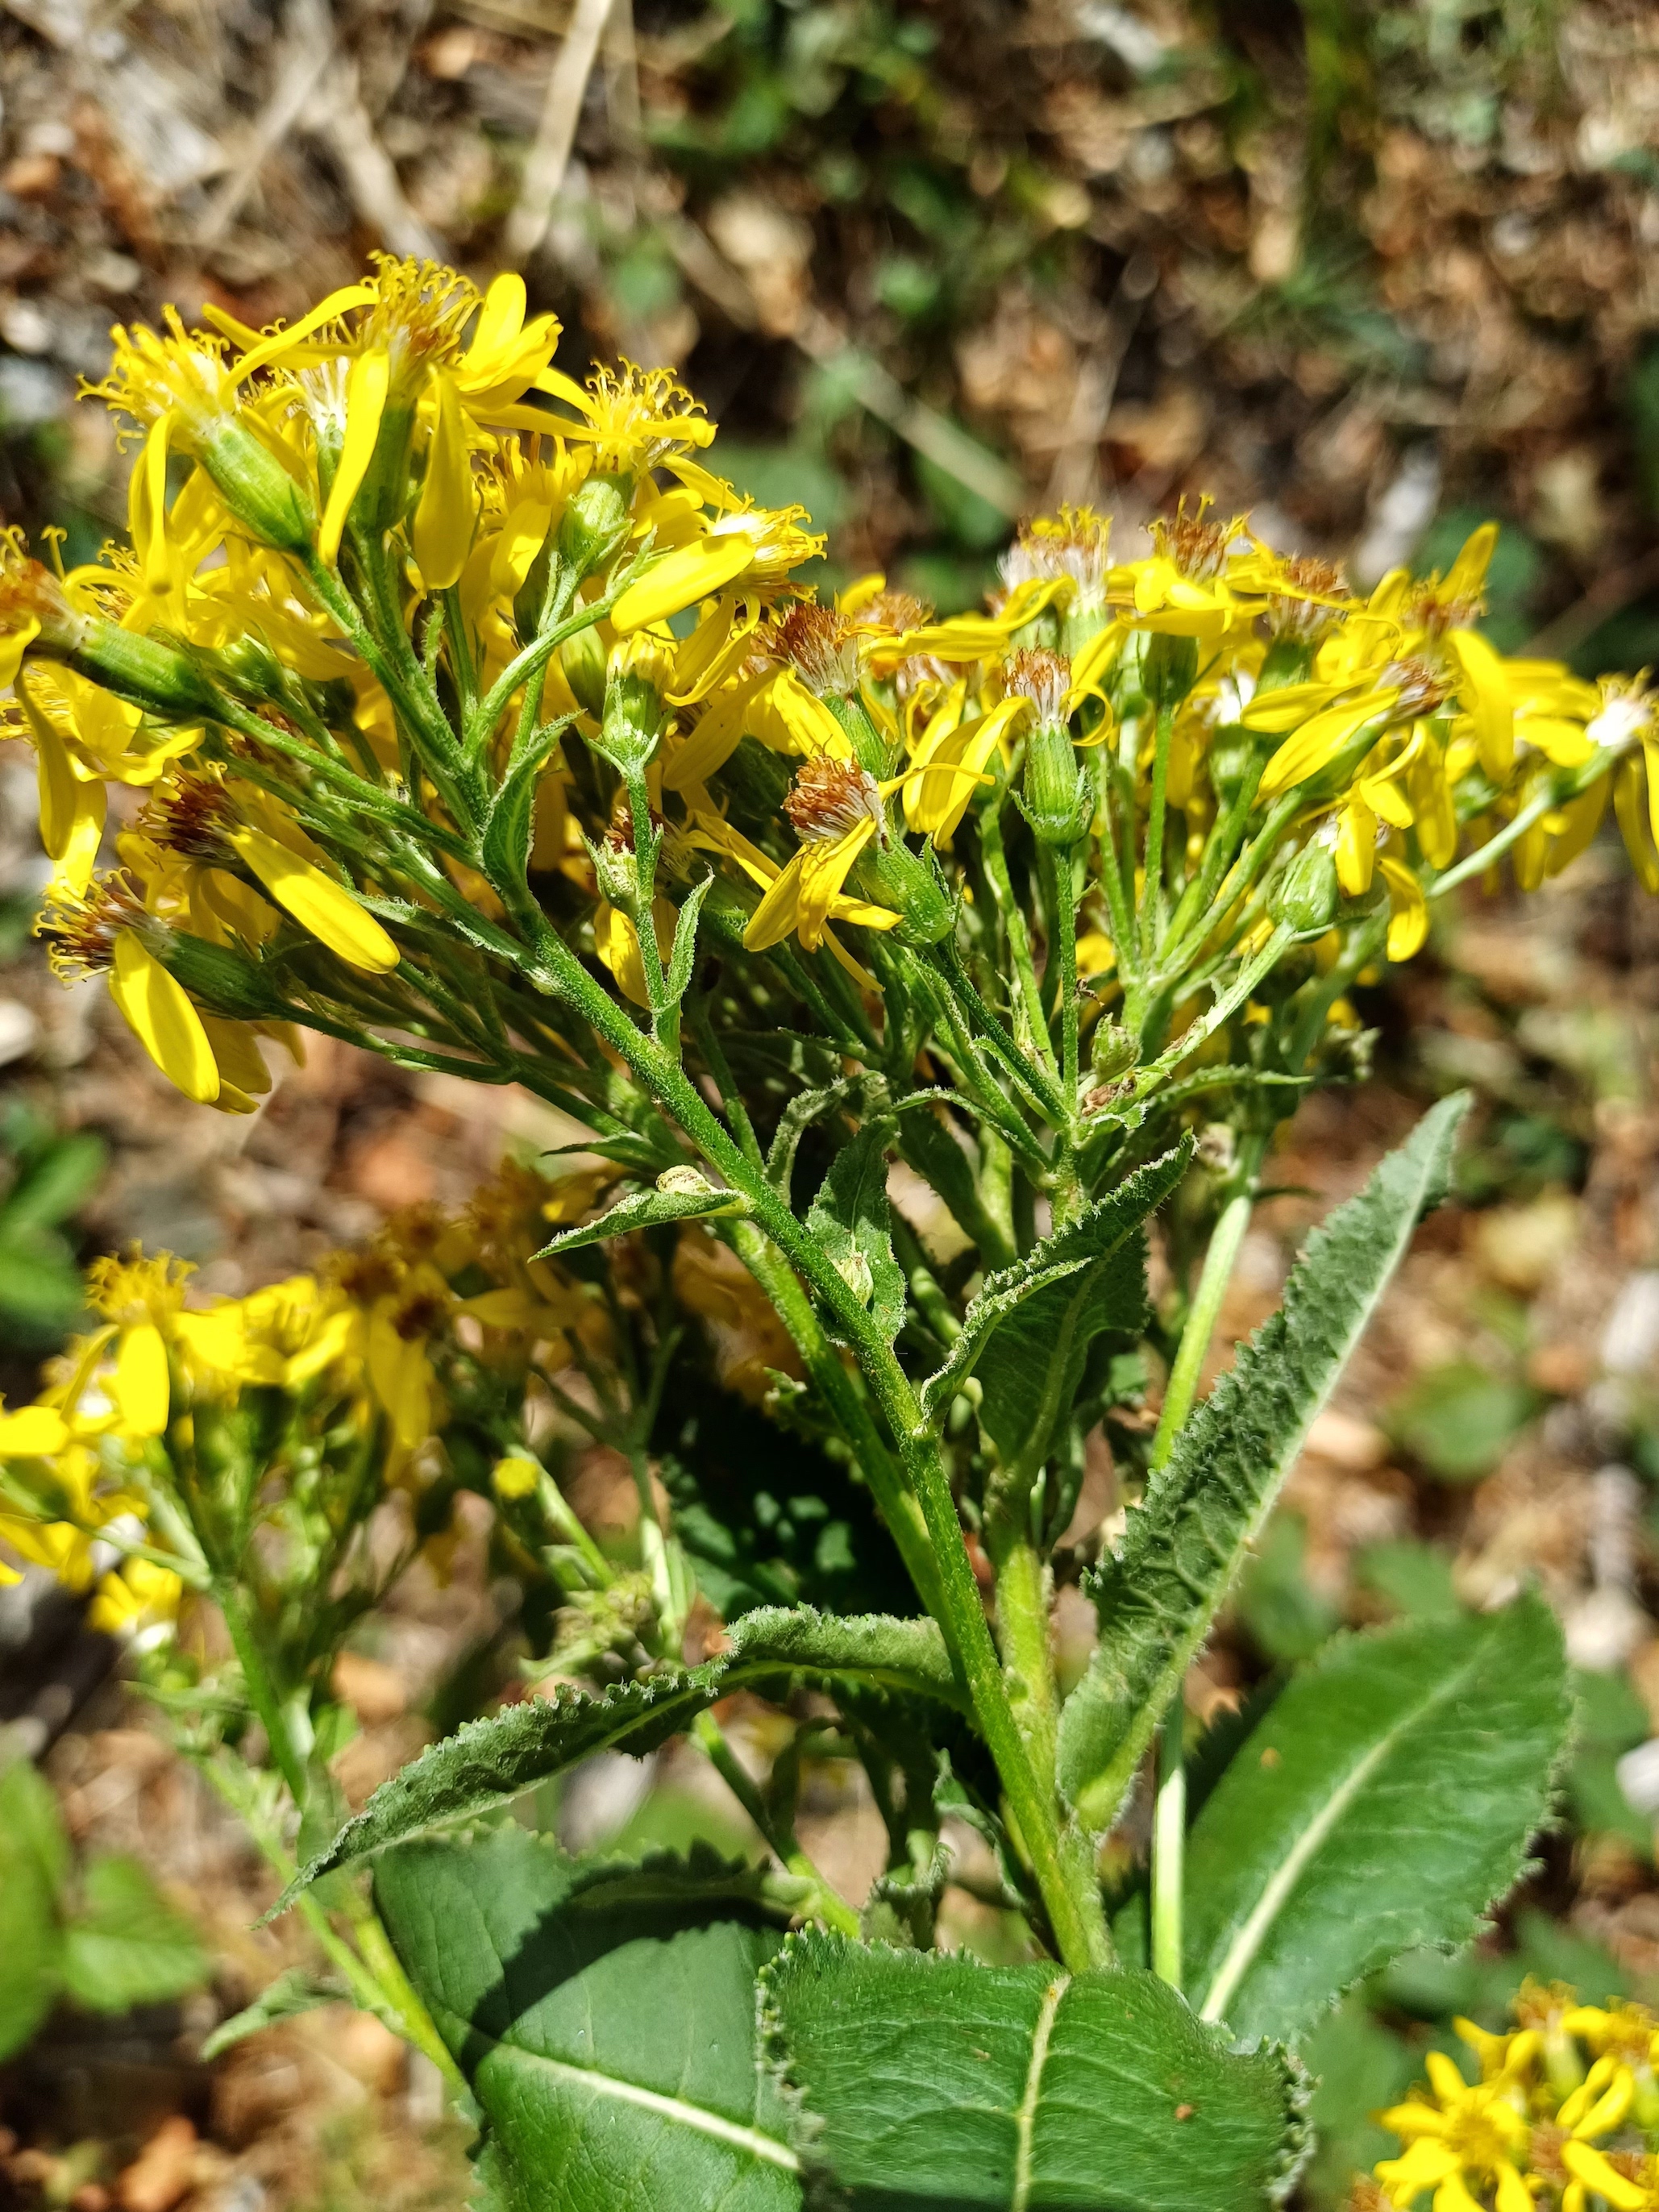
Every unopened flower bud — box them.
[156,930,285,1020]
[1090,1019,1137,1082]
[1271,837,1341,934]
[560,623,608,717]
[597,644,669,775]
[557,474,630,584]
[1144,632,1200,713]
[199,418,315,553]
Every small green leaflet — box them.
[0,1760,66,2061]
[1185,1596,1570,2047]
[202,1969,349,2059]
[534,1173,748,1258]
[273,1607,963,1908]
[59,1855,210,2015]
[1057,1093,1469,1831]
[376,1832,800,2212]
[762,1934,1304,2210]
[919,1144,1191,1433]
[480,714,576,896]
[805,1124,907,1345]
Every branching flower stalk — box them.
[0,268,1645,2198]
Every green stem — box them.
[1149,1132,1266,1470]
[979,800,1055,1075]
[351,1902,474,2100]
[484,887,1096,1967]
[691,1711,862,1939]
[1428,784,1558,898]
[1150,1701,1186,1990]
[218,1586,306,1805]
[1141,701,1175,959]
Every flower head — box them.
[1000,506,1111,612]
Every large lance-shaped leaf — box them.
[377,1829,801,2212]
[1185,1595,1569,2048]
[762,1933,1303,2210]
[1057,1092,1469,1830]
[918,1142,1191,1432]
[273,1608,961,1910]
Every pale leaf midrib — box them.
[1011,1973,1071,2212]
[483,2034,803,2172]
[1195,1649,1482,2025]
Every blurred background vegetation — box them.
[7,2,1659,2207]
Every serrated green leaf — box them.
[805,1123,906,1345]
[275,1608,964,1907]
[1185,1596,1569,2046]
[376,1830,801,2212]
[481,716,576,895]
[534,1177,748,1257]
[0,1759,66,2060]
[665,873,715,1005]
[920,1144,1191,1431]
[201,1968,348,2059]
[762,1934,1303,2210]
[1057,1093,1470,1831]
[764,1074,887,1199]
[60,1854,209,2014]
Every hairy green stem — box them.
[691,1711,862,1939]
[1151,1702,1186,1990]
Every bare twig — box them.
[1046,249,1158,507]
[311,49,441,260]
[1523,546,1659,663]
[195,0,334,247]
[503,0,615,265]
[659,215,1027,518]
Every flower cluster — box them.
[0,1159,605,1652]
[1364,1985,1659,2211]
[0,257,1649,1126]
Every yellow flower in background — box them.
[1374,2049,1534,2212]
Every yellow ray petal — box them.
[0,1406,70,1457]
[1258,692,1401,797]
[108,929,220,1104]
[112,1321,170,1437]
[229,825,399,973]
[413,372,476,592]
[612,534,758,634]
[318,348,391,568]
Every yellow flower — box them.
[1374,2048,1534,2212]
[538,359,713,471]
[89,1556,183,1638]
[743,757,902,956]
[1121,500,1254,638]
[611,502,824,635]
[226,822,399,974]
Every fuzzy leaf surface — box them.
[962,1146,1191,1466]
[276,1608,963,1907]
[534,1179,747,1256]
[762,1933,1301,2210]
[1057,1093,1469,1830]
[377,1830,800,2212]
[1186,1596,1569,2045]
[806,1123,907,1345]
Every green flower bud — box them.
[557,474,630,584]
[596,636,669,775]
[850,834,954,948]
[1090,1019,1137,1082]
[1208,726,1266,806]
[199,420,315,554]
[70,617,217,718]
[1257,635,1314,694]
[1021,718,1088,846]
[156,930,285,1020]
[1271,838,1341,934]
[1144,631,1199,714]
[561,624,608,718]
